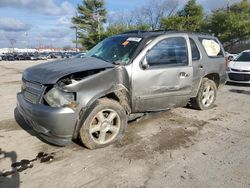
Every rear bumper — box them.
[17,92,78,146]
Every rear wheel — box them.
[191,78,217,110]
[79,98,127,149]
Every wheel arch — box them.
[204,73,220,88]
[72,86,131,140]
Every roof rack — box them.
[121,30,148,34]
[121,29,180,35]
[120,29,212,36]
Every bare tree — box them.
[137,0,180,30]
[107,0,179,30]
[108,10,135,28]
[9,39,16,53]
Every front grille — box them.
[22,80,46,104]
[228,73,250,81]
[231,68,250,73]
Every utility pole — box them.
[25,32,29,54]
[94,11,102,41]
[75,27,78,52]
[9,39,16,54]
[97,13,100,41]
[71,25,78,52]
[227,0,231,12]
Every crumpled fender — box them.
[63,66,130,110]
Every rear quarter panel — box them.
[190,35,227,97]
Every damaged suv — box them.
[17,31,227,149]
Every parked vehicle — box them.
[17,31,227,149]
[40,53,51,60]
[29,54,39,61]
[49,53,57,59]
[2,54,15,61]
[74,52,86,58]
[227,50,250,84]
[15,54,26,61]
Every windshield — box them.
[235,52,250,62]
[85,36,142,64]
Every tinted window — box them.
[199,38,223,58]
[190,38,200,61]
[146,37,188,66]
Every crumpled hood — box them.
[229,61,250,71]
[23,57,115,84]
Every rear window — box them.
[189,38,200,61]
[199,38,223,58]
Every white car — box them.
[227,50,250,83]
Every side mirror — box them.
[228,56,234,61]
[141,57,149,69]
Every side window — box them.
[189,38,200,61]
[146,37,188,66]
[199,38,223,58]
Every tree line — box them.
[72,0,250,51]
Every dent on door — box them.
[134,66,193,111]
[131,35,194,112]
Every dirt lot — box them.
[0,60,249,188]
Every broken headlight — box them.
[44,87,77,108]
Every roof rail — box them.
[120,29,212,36]
[121,30,148,34]
[121,29,179,34]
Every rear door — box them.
[131,34,194,112]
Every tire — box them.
[79,98,127,149]
[191,78,217,110]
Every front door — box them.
[131,35,193,112]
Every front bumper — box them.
[17,92,78,146]
[227,70,250,84]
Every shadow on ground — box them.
[14,108,61,147]
[229,89,250,96]
[226,82,250,87]
[0,149,20,188]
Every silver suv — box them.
[17,31,227,149]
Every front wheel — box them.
[191,78,217,110]
[79,98,127,149]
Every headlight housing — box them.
[44,87,77,108]
[226,66,231,71]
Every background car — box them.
[227,50,250,84]
[2,54,15,61]
[30,54,40,61]
[73,52,86,58]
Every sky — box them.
[0,0,241,49]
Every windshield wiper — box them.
[92,54,110,63]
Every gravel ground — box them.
[0,60,249,188]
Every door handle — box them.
[179,72,190,78]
